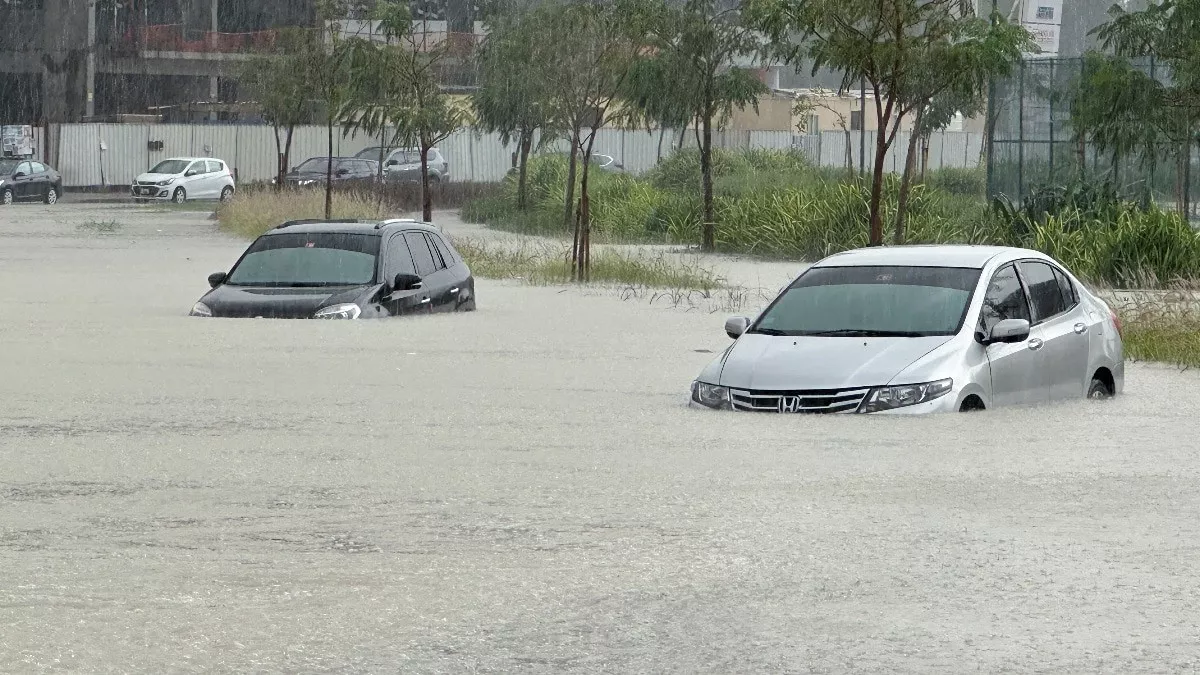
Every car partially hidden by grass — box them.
[191,218,476,319]
[691,245,1124,414]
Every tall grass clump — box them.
[217,189,387,238]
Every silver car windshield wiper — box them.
[746,327,791,336]
[802,329,937,337]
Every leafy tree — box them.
[1088,0,1200,215]
[892,16,1029,243]
[747,0,1030,246]
[792,88,855,176]
[352,1,468,222]
[533,1,641,280]
[471,4,554,210]
[306,0,356,219]
[623,0,767,252]
[239,28,318,191]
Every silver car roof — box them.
[814,245,1051,270]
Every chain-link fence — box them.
[987,56,1200,217]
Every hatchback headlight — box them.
[156,179,174,186]
[189,302,212,317]
[861,378,953,413]
[691,381,731,409]
[313,303,361,320]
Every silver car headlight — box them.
[691,381,731,409]
[156,179,174,186]
[861,378,953,413]
[189,302,212,317]
[313,303,361,320]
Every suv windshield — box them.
[150,159,190,174]
[749,265,982,337]
[295,158,337,173]
[226,232,380,287]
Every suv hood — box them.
[200,284,374,319]
[718,334,952,390]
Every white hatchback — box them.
[132,157,236,204]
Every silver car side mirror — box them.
[988,318,1030,344]
[725,316,750,339]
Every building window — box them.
[850,110,864,131]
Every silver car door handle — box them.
[1027,338,1044,351]
[449,287,459,294]
[1073,323,1088,335]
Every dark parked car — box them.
[190,218,477,319]
[355,146,450,183]
[278,157,380,188]
[0,159,63,205]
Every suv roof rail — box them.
[375,218,420,229]
[275,218,363,230]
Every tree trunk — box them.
[420,142,432,222]
[377,129,388,209]
[324,120,334,220]
[273,125,283,192]
[564,126,580,230]
[894,115,923,246]
[700,107,716,252]
[516,129,532,210]
[844,128,853,179]
[576,129,599,282]
[657,127,666,161]
[919,134,930,183]
[867,129,889,246]
[282,124,295,192]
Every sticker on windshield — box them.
[305,242,315,248]
[876,274,893,282]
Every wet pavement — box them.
[2,203,1200,673]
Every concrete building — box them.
[0,0,479,124]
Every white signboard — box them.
[1022,21,1060,57]
[1022,0,1064,27]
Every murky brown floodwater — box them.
[2,203,1199,673]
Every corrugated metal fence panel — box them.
[51,124,989,187]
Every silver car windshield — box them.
[748,265,982,337]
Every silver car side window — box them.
[979,264,1031,335]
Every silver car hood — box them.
[717,334,952,390]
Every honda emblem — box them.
[777,396,802,413]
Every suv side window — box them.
[978,263,1031,337]
[1019,261,1068,323]
[405,231,437,276]
[424,233,447,270]
[428,233,455,266]
[386,234,416,276]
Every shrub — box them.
[217,189,387,239]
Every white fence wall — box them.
[49,123,985,188]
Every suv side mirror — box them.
[386,160,399,166]
[725,316,750,339]
[394,273,422,291]
[208,271,228,288]
[987,318,1030,344]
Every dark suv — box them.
[355,146,450,183]
[191,219,476,319]
[278,157,380,188]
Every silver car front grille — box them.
[729,387,871,414]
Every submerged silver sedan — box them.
[690,245,1125,414]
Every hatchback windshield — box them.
[149,159,190,174]
[749,265,982,337]
[226,233,380,287]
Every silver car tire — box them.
[172,187,187,204]
[220,186,234,202]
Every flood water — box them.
[2,203,1199,672]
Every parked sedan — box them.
[690,245,1124,414]
[190,218,476,319]
[280,157,381,188]
[0,159,63,205]
[132,157,236,203]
